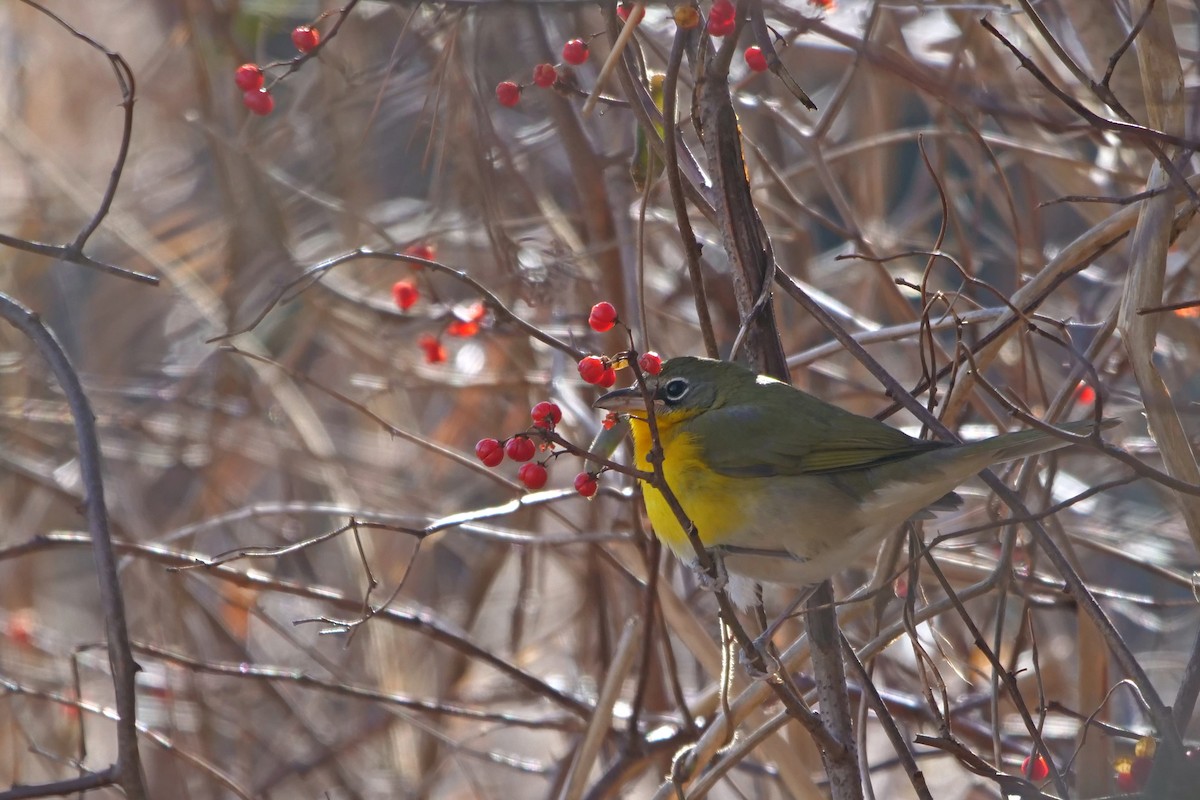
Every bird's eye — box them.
[663,378,689,402]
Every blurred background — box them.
[1,0,1198,797]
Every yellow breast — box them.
[629,414,746,561]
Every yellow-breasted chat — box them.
[594,355,1112,609]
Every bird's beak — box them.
[592,385,647,413]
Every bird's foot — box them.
[739,587,817,680]
[738,636,784,680]
[692,551,729,593]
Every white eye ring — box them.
[664,378,689,402]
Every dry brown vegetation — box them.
[2,1,1200,798]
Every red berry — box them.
[598,367,617,388]
[588,301,618,332]
[744,46,768,72]
[617,3,633,21]
[404,243,436,265]
[638,351,662,375]
[1115,769,1136,791]
[418,334,446,364]
[292,25,320,53]
[1130,755,1153,789]
[811,0,835,8]
[6,608,36,650]
[447,320,478,338]
[234,63,264,92]
[475,438,504,467]
[531,401,563,430]
[533,63,558,88]
[708,0,736,35]
[710,0,735,20]
[242,88,274,116]
[505,437,537,462]
[447,303,484,337]
[496,80,521,107]
[1076,383,1096,405]
[708,14,736,36]
[602,412,619,430]
[1021,755,1049,782]
[574,472,598,497]
[518,462,548,489]
[392,280,419,311]
[578,355,607,384]
[562,39,590,66]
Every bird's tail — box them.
[982,417,1117,463]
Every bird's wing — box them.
[690,386,945,477]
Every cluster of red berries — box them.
[475,401,600,494]
[578,355,617,388]
[493,0,806,108]
[393,242,435,312]
[586,304,661,380]
[576,301,662,385]
[235,24,322,116]
[1114,754,1153,792]
[412,313,484,365]
[390,243,488,363]
[496,36,592,109]
[1018,740,1179,793]
[235,64,273,116]
[1113,737,1161,792]
[578,350,662,385]
[473,299,664,495]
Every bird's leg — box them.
[739,645,784,681]
[691,548,729,593]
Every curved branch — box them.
[0,294,147,800]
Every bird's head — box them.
[592,356,767,420]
